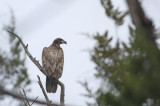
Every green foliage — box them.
[91,27,160,105]
[83,0,160,106]
[0,12,31,101]
[101,0,128,25]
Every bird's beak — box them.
[63,40,67,44]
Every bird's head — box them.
[52,38,67,47]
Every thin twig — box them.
[30,96,39,106]
[19,91,27,106]
[22,89,31,106]
[37,75,51,105]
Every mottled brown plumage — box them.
[42,38,67,93]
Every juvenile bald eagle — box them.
[42,38,67,93]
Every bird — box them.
[42,38,67,93]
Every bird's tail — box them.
[46,76,58,93]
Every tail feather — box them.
[46,76,58,93]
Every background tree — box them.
[0,12,31,105]
[82,0,160,105]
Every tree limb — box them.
[126,0,155,43]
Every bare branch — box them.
[19,91,27,106]
[6,30,47,76]
[22,89,31,106]
[37,75,51,105]
[30,96,39,106]
[0,86,59,106]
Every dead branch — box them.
[7,30,65,105]
[22,89,31,106]
[19,90,28,106]
[37,75,51,105]
[30,96,39,106]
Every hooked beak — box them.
[63,40,67,44]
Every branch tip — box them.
[25,44,28,48]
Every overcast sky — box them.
[0,0,160,106]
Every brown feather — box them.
[42,43,64,93]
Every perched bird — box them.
[42,38,67,93]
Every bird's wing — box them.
[42,47,57,76]
[52,49,64,79]
[42,46,64,79]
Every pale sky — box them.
[0,0,160,106]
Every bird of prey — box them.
[42,38,67,93]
